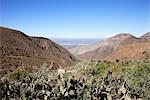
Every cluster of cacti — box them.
[0,60,149,100]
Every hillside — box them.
[103,42,150,62]
[0,27,77,77]
[71,33,142,60]
[140,32,150,41]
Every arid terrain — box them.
[0,27,77,77]
[70,33,150,61]
[1,0,149,99]
[0,27,150,100]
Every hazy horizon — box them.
[1,0,150,38]
[51,38,104,45]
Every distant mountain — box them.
[140,32,150,41]
[71,33,141,60]
[0,27,77,76]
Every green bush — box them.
[10,69,31,80]
[1,60,150,99]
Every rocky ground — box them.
[0,60,150,100]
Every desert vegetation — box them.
[0,60,150,100]
[1,0,150,99]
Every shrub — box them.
[0,61,149,99]
[10,67,32,80]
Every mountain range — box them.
[70,33,150,61]
[0,26,150,77]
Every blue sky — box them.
[0,0,150,38]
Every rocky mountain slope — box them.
[70,33,145,60]
[103,42,150,62]
[139,32,150,41]
[69,32,150,61]
[0,27,77,77]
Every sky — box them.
[0,0,150,38]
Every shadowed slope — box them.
[0,27,77,76]
[140,32,150,41]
